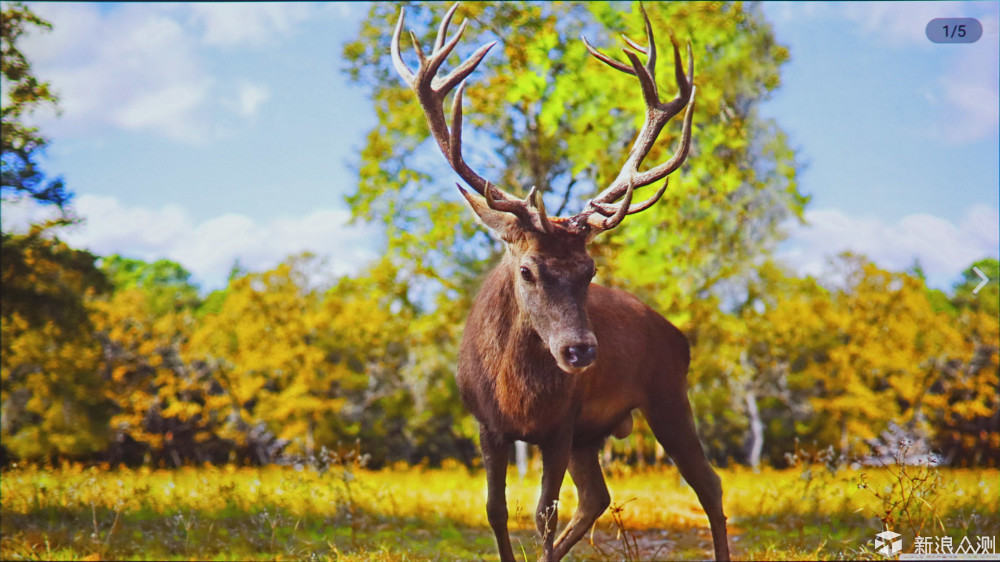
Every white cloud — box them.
[226,82,271,117]
[19,3,310,144]
[763,2,834,25]
[936,15,1000,143]
[68,195,193,256]
[187,3,313,47]
[765,1,968,44]
[779,205,999,289]
[841,2,999,145]
[765,2,1000,145]
[113,83,214,143]
[840,1,967,46]
[22,4,208,142]
[1,195,379,292]
[335,3,357,19]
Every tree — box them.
[0,5,110,462]
[184,254,367,462]
[92,284,212,466]
[1,228,111,460]
[686,260,835,467]
[678,253,998,468]
[343,1,804,310]
[101,255,202,315]
[932,258,999,466]
[732,254,996,466]
[1,2,70,210]
[344,1,806,462]
[952,258,998,318]
[88,256,227,465]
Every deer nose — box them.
[563,344,597,369]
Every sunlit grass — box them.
[2,459,996,560]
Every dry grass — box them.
[1,459,996,560]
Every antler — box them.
[391,3,694,237]
[571,3,696,233]
[391,3,553,234]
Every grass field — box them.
[1,456,997,561]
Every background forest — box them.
[2,1,998,475]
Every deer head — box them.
[391,3,695,374]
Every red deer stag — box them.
[391,3,729,561]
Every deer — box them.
[390,3,729,561]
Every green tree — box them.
[344,2,805,305]
[1,2,69,209]
[101,255,202,315]
[952,258,998,317]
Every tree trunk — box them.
[745,389,764,471]
[515,440,529,477]
[635,432,646,470]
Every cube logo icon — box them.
[876,530,902,556]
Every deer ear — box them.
[457,185,521,241]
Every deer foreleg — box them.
[536,428,572,561]
[552,445,610,559]
[480,426,516,562]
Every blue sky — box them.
[2,1,997,293]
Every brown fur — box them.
[456,222,730,561]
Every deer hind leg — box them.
[480,426,516,562]
[643,398,731,561]
[552,445,610,559]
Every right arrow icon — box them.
[972,266,990,295]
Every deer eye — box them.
[519,266,534,283]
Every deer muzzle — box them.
[554,331,598,373]
[562,344,597,369]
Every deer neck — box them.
[477,256,547,362]
[473,256,575,433]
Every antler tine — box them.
[425,18,469,86]
[590,178,668,218]
[620,34,646,54]
[481,183,553,233]
[527,186,554,233]
[391,9,415,85]
[433,2,461,52]
[622,46,659,109]
[392,3,554,234]
[636,2,656,79]
[659,34,693,120]
[390,5,494,194]
[582,35,635,75]
[596,179,634,231]
[448,82,467,166]
[409,30,427,66]
[437,38,496,95]
[572,4,696,234]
